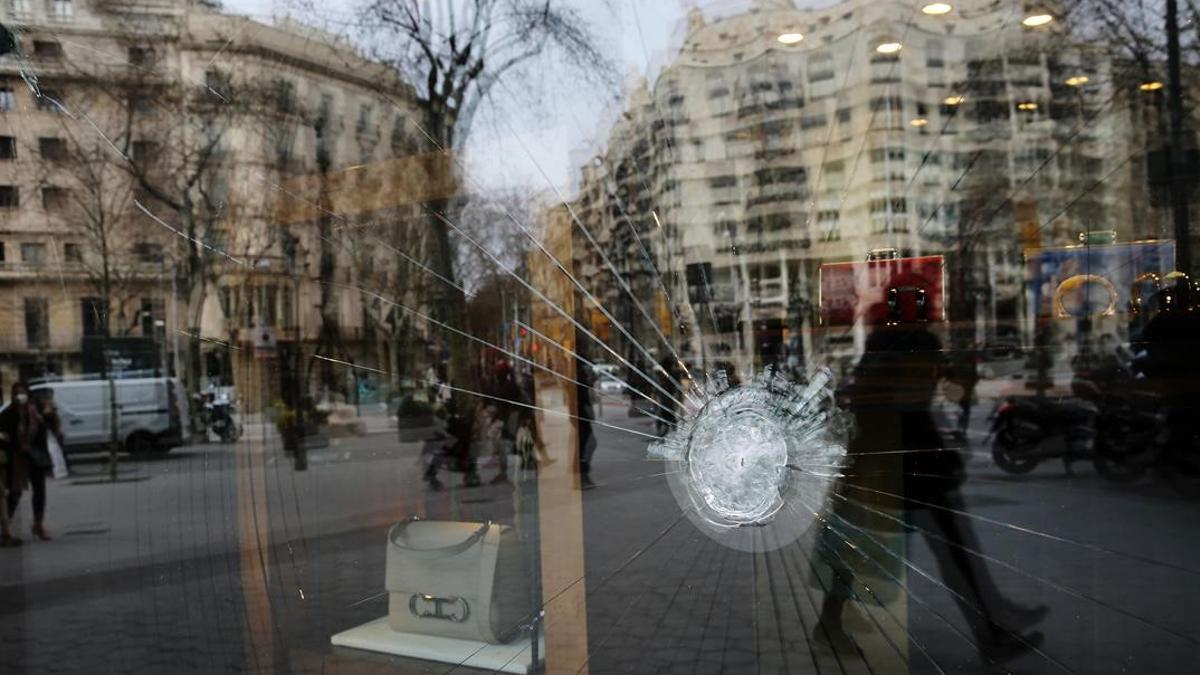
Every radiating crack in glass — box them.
[650,367,849,551]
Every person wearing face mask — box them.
[0,382,53,541]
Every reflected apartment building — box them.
[0,0,428,405]
[573,0,1174,372]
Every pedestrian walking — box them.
[0,382,55,541]
[577,351,597,489]
[947,341,981,438]
[812,303,1045,662]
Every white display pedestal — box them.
[330,617,539,674]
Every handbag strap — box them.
[387,517,491,559]
[475,523,502,643]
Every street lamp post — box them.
[1166,0,1192,275]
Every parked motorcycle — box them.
[1085,357,1200,494]
[207,395,241,443]
[989,386,1099,475]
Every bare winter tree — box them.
[31,118,146,340]
[454,188,537,295]
[96,53,318,395]
[341,0,618,388]
[115,71,242,391]
[1073,0,1200,271]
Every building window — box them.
[870,147,907,163]
[357,103,373,134]
[272,79,295,113]
[21,242,47,264]
[218,286,232,318]
[38,137,67,160]
[24,298,50,347]
[800,114,827,130]
[280,286,294,328]
[127,93,157,117]
[131,140,159,164]
[0,87,14,112]
[63,242,81,262]
[132,242,164,263]
[870,96,904,112]
[9,0,31,15]
[36,89,62,112]
[754,166,807,186]
[42,186,68,212]
[128,46,153,66]
[0,136,15,159]
[32,40,64,59]
[50,0,73,20]
[869,197,908,214]
[259,286,278,327]
[81,297,104,337]
[390,116,412,155]
[316,92,334,127]
[927,40,944,68]
[808,52,834,82]
[140,297,165,336]
[0,186,19,208]
[205,68,230,98]
[272,129,294,164]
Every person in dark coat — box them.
[0,382,54,541]
[813,305,1046,662]
[575,351,597,489]
[1136,280,1200,482]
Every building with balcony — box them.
[0,0,430,404]
[572,0,1177,373]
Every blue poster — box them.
[1026,241,1176,317]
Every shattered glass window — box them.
[1,1,1200,673]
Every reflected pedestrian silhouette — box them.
[1133,275,1200,493]
[813,301,1047,663]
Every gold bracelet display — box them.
[1054,274,1118,318]
[1129,272,1161,314]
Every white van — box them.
[26,378,191,455]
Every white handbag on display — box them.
[385,518,531,644]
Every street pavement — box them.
[1,385,1198,674]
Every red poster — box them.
[819,256,946,326]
